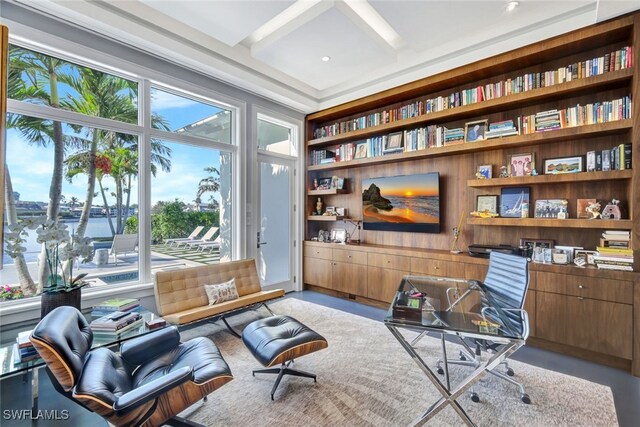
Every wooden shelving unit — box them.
[467,218,633,229]
[304,12,640,376]
[467,169,633,187]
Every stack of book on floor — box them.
[91,298,141,318]
[486,120,519,139]
[90,311,143,337]
[13,330,38,364]
[594,231,633,271]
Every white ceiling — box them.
[8,0,640,113]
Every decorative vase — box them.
[40,287,82,318]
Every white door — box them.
[257,154,295,292]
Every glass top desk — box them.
[0,308,164,411]
[384,275,528,427]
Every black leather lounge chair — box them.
[30,306,233,427]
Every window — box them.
[1,43,238,304]
[257,116,296,156]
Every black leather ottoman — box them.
[242,315,328,400]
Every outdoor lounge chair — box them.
[196,236,221,254]
[109,233,138,265]
[164,225,204,247]
[177,226,218,249]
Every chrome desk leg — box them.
[440,334,450,391]
[387,324,524,427]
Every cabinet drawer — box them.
[333,249,367,265]
[411,258,463,278]
[305,245,332,260]
[535,272,632,304]
[368,253,411,271]
[303,257,331,288]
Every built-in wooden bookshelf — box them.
[304,12,640,376]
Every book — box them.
[93,298,140,312]
[92,318,144,336]
[90,312,141,331]
[16,330,34,349]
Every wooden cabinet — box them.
[303,256,331,288]
[524,290,536,337]
[536,291,632,359]
[331,261,367,296]
[535,271,632,304]
[411,257,463,278]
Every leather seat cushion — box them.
[73,347,133,406]
[242,315,328,367]
[163,289,285,325]
[133,337,231,386]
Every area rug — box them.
[180,299,617,426]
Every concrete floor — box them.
[1,290,638,426]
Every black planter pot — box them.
[40,288,81,319]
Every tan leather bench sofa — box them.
[154,259,284,334]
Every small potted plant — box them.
[5,217,94,317]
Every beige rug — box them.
[180,299,618,426]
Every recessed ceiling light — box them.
[321,56,331,62]
[506,1,519,12]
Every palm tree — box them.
[195,167,220,211]
[6,46,76,292]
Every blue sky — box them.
[6,89,226,207]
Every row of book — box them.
[519,96,632,135]
[593,231,632,271]
[312,46,633,139]
[13,330,37,364]
[587,144,632,172]
[309,98,632,165]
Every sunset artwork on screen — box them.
[362,172,440,233]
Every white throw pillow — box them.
[204,278,239,305]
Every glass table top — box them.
[383,275,524,340]
[0,309,163,378]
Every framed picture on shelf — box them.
[465,119,488,142]
[384,132,404,154]
[331,176,340,189]
[499,187,530,218]
[335,207,347,216]
[543,156,584,174]
[519,238,554,263]
[330,228,347,243]
[576,198,597,218]
[476,195,499,214]
[477,164,492,179]
[574,249,597,265]
[534,199,568,218]
[317,177,332,190]
[507,153,535,177]
[355,142,368,159]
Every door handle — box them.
[257,241,268,248]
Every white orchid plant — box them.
[5,216,94,293]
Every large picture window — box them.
[1,43,237,303]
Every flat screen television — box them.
[362,172,440,233]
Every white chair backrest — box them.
[110,234,138,253]
[187,225,205,239]
[200,227,219,242]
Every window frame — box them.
[1,33,244,312]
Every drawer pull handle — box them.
[577,296,584,300]
[578,285,584,289]
[348,256,352,258]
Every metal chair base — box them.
[253,361,317,400]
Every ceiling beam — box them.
[248,0,335,56]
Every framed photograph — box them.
[576,198,597,219]
[499,187,530,218]
[355,142,368,159]
[574,249,597,265]
[519,238,554,263]
[384,132,404,153]
[331,228,347,243]
[508,153,535,177]
[325,206,336,215]
[534,199,568,218]
[476,195,499,214]
[317,177,332,190]
[336,177,345,190]
[543,156,584,174]
[331,176,340,189]
[335,207,347,216]
[478,164,492,179]
[465,119,488,142]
